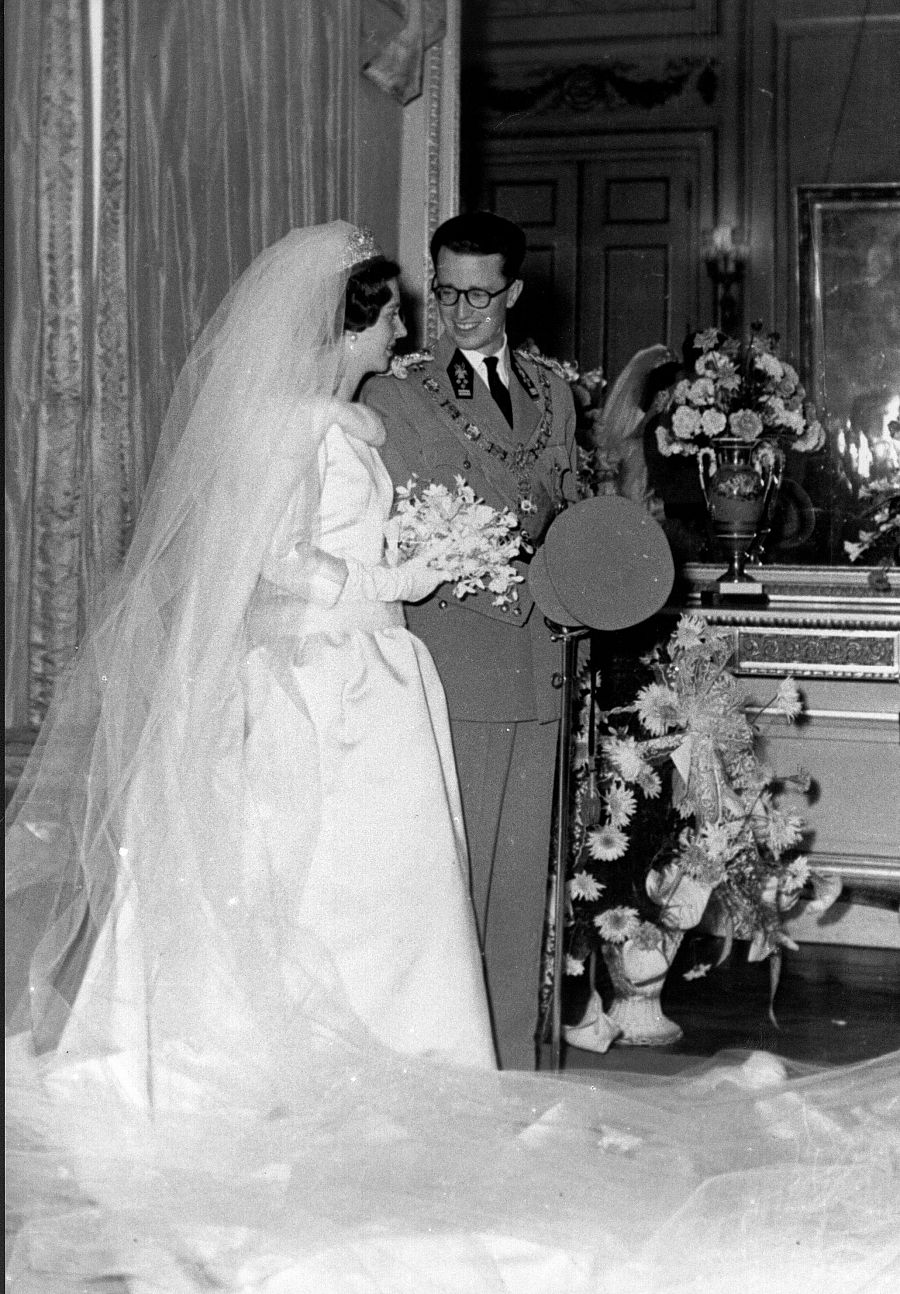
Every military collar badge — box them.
[449,352,475,400]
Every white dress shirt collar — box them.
[462,337,510,389]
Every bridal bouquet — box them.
[389,475,524,608]
[653,324,825,459]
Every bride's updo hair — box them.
[344,256,401,333]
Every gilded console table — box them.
[668,565,900,891]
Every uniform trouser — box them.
[450,717,559,1070]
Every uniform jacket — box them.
[363,332,578,724]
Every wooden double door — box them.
[470,132,714,383]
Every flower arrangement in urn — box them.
[562,614,839,1052]
[649,325,826,586]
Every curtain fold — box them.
[5,0,357,731]
[126,0,357,476]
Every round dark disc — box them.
[543,496,674,631]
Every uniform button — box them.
[462,458,471,469]
[551,672,564,689]
[438,599,448,609]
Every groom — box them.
[364,211,578,1068]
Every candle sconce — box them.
[701,225,749,336]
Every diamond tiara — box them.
[344,225,383,270]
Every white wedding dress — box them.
[241,412,495,1067]
[43,410,495,1087]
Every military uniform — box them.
[364,332,578,1068]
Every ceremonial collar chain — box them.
[421,359,555,517]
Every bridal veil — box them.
[6,222,363,1068]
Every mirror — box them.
[797,184,900,566]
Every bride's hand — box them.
[344,556,451,604]
[395,553,453,602]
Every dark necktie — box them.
[483,355,513,427]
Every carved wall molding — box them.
[804,852,900,887]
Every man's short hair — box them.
[430,212,526,281]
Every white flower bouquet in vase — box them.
[561,614,840,1052]
[388,475,525,609]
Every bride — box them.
[6,222,495,1088]
[6,222,899,1294]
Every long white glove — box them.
[343,554,450,604]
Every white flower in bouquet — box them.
[390,475,525,609]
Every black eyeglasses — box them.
[430,278,511,309]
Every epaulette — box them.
[389,350,434,379]
[513,347,579,384]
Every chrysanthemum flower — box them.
[636,683,680,735]
[772,677,802,720]
[588,824,629,861]
[671,614,707,652]
[698,820,740,863]
[787,854,810,883]
[593,907,640,943]
[605,782,637,827]
[637,768,662,799]
[763,809,805,855]
[603,736,648,783]
[568,871,605,902]
[565,955,586,976]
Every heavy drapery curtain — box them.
[5,0,357,731]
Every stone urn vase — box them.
[601,930,684,1046]
[699,438,783,586]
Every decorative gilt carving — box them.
[466,56,718,120]
[734,629,899,681]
